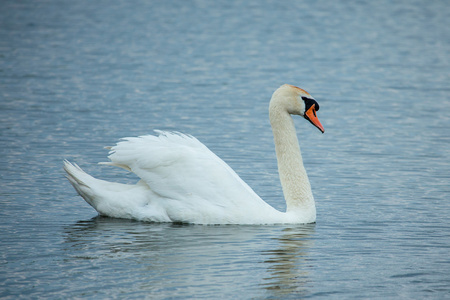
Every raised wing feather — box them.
[100,131,264,210]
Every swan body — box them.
[64,84,324,224]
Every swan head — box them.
[271,84,325,133]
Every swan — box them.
[64,84,324,224]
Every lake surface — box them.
[1,0,449,298]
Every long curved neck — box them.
[269,104,315,213]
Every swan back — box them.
[101,131,279,224]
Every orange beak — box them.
[305,104,325,133]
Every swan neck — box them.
[269,106,315,213]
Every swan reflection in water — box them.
[261,224,315,297]
[63,218,315,297]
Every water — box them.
[1,0,449,298]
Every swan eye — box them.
[301,96,320,112]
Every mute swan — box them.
[64,84,324,224]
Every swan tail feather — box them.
[63,160,100,208]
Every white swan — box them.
[64,84,324,224]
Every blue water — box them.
[1,0,449,298]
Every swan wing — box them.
[100,131,272,223]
